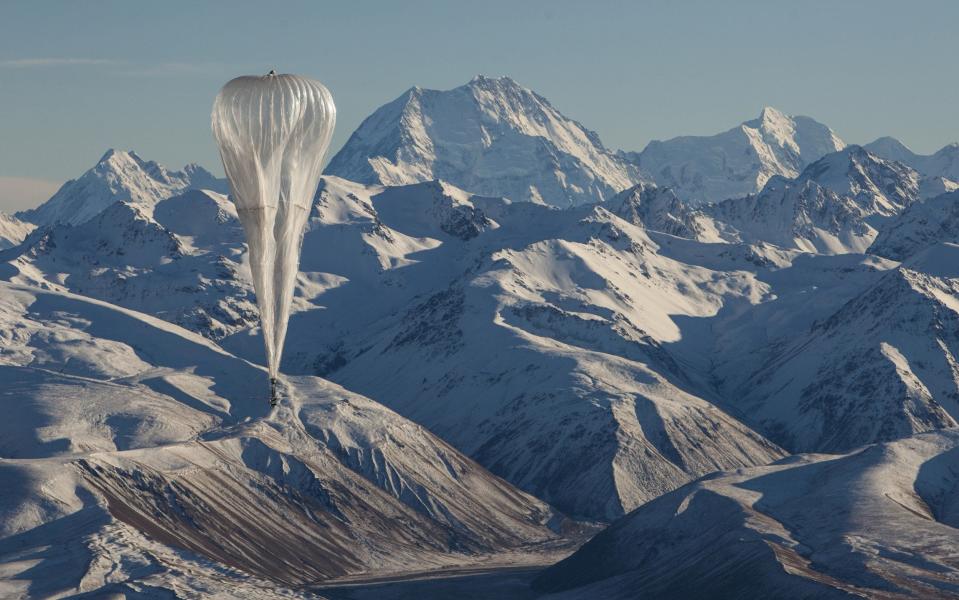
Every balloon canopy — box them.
[211,72,336,386]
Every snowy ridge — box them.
[865,136,959,182]
[709,177,877,254]
[870,190,959,260]
[720,245,959,453]
[0,211,34,250]
[2,189,257,340]
[604,182,727,242]
[706,146,923,254]
[0,281,571,595]
[17,149,226,227]
[624,107,846,205]
[326,76,641,207]
[535,430,959,598]
[260,176,785,521]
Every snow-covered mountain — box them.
[535,430,959,599]
[2,170,785,522]
[325,76,640,207]
[706,146,921,254]
[0,211,33,249]
[231,176,787,521]
[623,107,846,205]
[8,144,956,525]
[16,149,226,227]
[604,182,727,242]
[1,189,257,340]
[0,281,572,596]
[870,190,959,260]
[797,145,920,213]
[865,136,959,182]
[720,243,959,453]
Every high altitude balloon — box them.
[211,71,336,405]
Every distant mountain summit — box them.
[326,81,857,209]
[707,146,921,254]
[864,136,959,182]
[625,107,846,205]
[18,149,226,226]
[797,144,920,214]
[325,75,641,207]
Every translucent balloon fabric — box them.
[212,73,336,379]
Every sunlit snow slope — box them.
[0,282,570,597]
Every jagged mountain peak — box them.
[798,145,919,215]
[17,150,226,227]
[747,106,796,141]
[466,74,529,94]
[757,105,789,122]
[631,107,845,205]
[94,148,188,186]
[326,76,640,207]
[605,181,725,242]
[703,145,923,255]
[469,73,518,84]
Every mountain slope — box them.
[624,107,845,205]
[535,430,959,599]
[604,182,728,242]
[326,76,640,207]
[0,212,33,250]
[871,189,959,261]
[706,146,921,254]
[17,149,226,227]
[865,136,959,182]
[0,281,572,596]
[720,244,959,454]
[238,177,786,522]
[797,145,919,214]
[1,190,258,339]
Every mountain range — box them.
[2,75,959,598]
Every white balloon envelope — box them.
[211,72,335,401]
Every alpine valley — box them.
[2,76,959,599]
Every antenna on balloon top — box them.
[267,69,276,76]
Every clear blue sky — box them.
[1,0,956,210]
